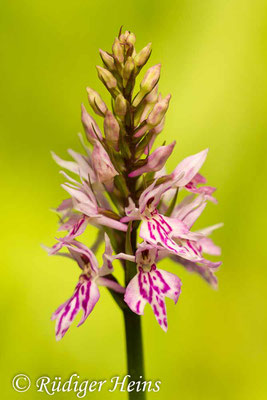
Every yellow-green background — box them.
[1,0,267,399]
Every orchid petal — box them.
[99,233,114,276]
[139,214,190,258]
[197,223,224,236]
[125,265,181,332]
[172,149,208,187]
[52,278,100,341]
[198,237,221,256]
[97,277,125,293]
[172,256,218,289]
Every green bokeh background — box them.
[1,0,267,399]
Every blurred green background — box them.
[1,0,267,399]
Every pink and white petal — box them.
[76,280,100,327]
[61,184,92,205]
[171,255,218,289]
[67,149,95,180]
[97,277,125,293]
[51,152,80,175]
[198,237,221,256]
[197,223,224,237]
[139,180,174,213]
[111,252,136,263]
[150,295,168,332]
[182,202,207,229]
[56,198,73,212]
[65,240,99,273]
[185,183,217,203]
[99,233,114,276]
[48,241,65,255]
[124,273,147,315]
[52,282,82,341]
[161,215,189,237]
[191,173,207,185]
[155,268,182,304]
[95,215,128,232]
[58,215,88,242]
[172,149,208,187]
[58,213,82,232]
[200,259,222,269]
[139,219,190,258]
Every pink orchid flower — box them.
[170,194,222,268]
[51,235,124,340]
[121,151,212,259]
[113,242,181,332]
[49,177,127,255]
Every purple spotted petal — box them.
[52,277,100,341]
[64,240,99,273]
[49,215,88,255]
[139,213,191,258]
[124,265,181,332]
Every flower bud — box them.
[147,94,171,127]
[114,94,127,118]
[81,104,102,144]
[129,141,176,177]
[96,66,117,90]
[126,32,136,46]
[104,111,120,150]
[123,57,135,87]
[134,43,152,68]
[91,142,118,183]
[141,64,161,93]
[145,84,158,104]
[112,38,124,64]
[99,49,115,71]
[86,87,108,117]
[132,64,161,107]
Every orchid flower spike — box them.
[46,29,222,351]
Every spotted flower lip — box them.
[50,235,124,341]
[113,242,181,332]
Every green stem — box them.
[123,310,146,400]
[122,222,146,399]
[120,77,146,400]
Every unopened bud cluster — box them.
[80,28,171,193]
